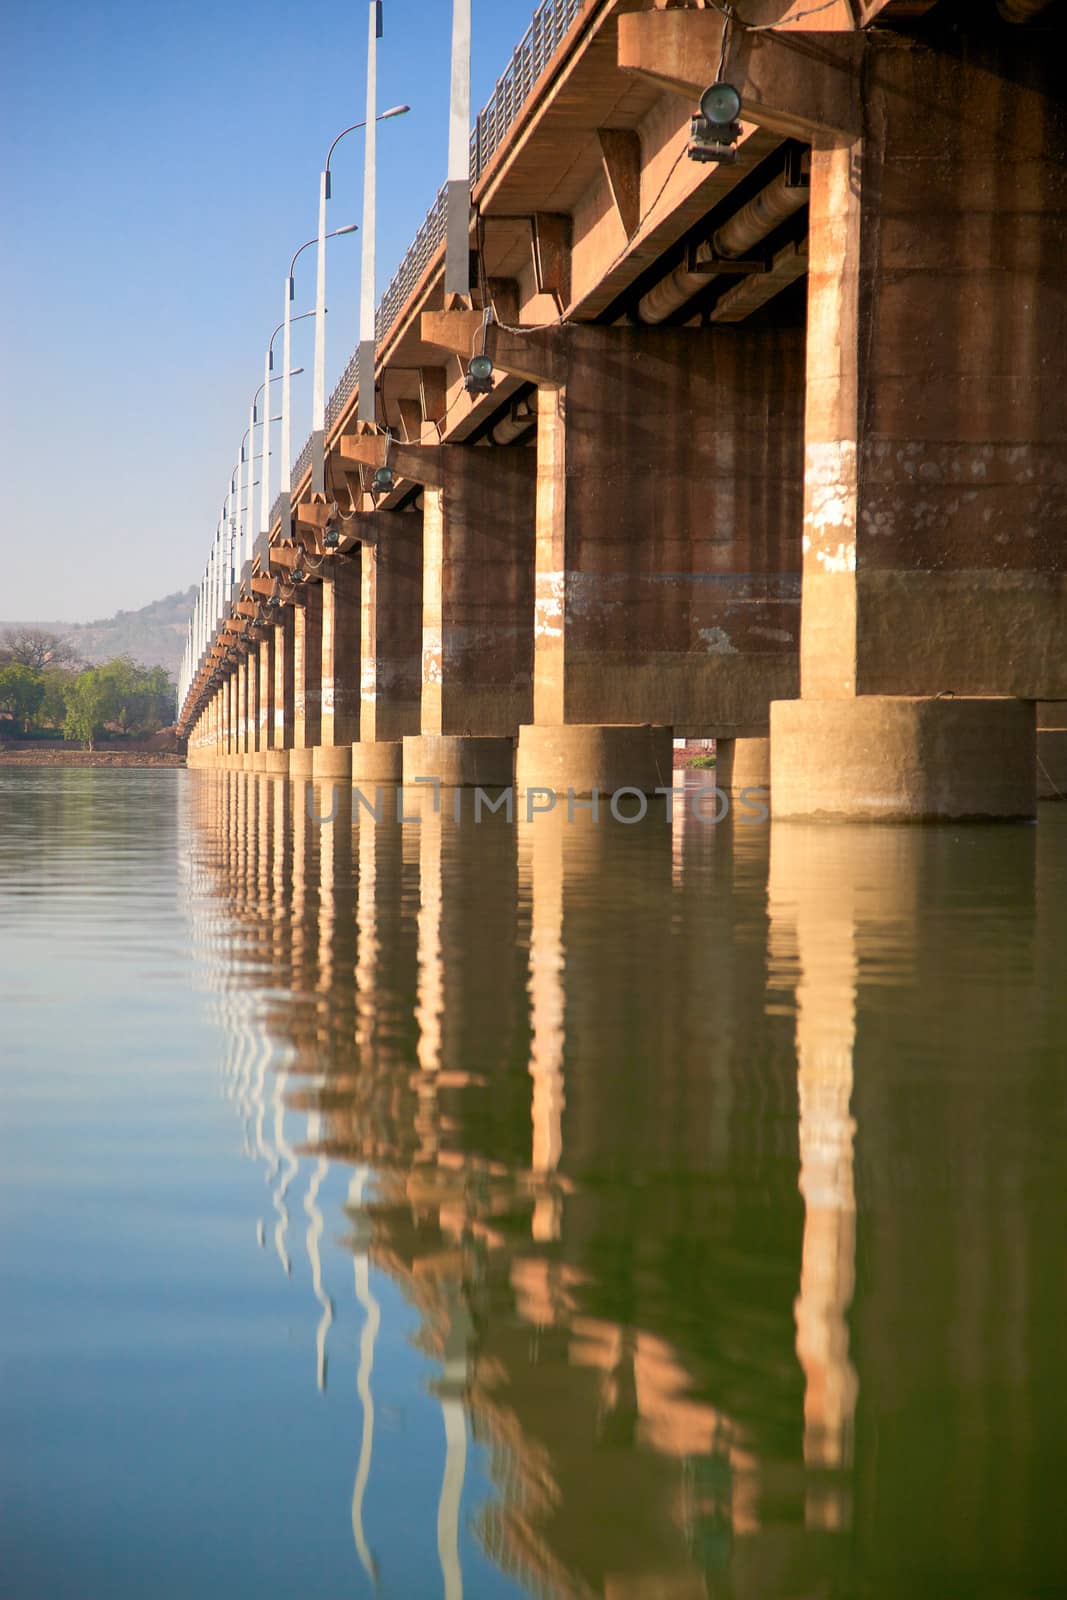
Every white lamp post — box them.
[283,228,357,528]
[446,0,471,301]
[312,101,409,489]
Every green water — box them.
[2,767,1065,1598]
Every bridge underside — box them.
[183,0,1066,820]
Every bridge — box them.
[177,0,1066,821]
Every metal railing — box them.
[277,0,586,522]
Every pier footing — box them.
[312,745,352,780]
[715,737,771,795]
[403,734,514,788]
[771,697,1036,821]
[351,741,403,784]
[516,724,672,798]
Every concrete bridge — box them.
[178,0,1067,821]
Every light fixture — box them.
[688,81,743,164]
[323,527,341,550]
[465,353,494,396]
[291,564,306,583]
[372,465,395,495]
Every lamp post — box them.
[262,307,315,558]
[446,0,472,301]
[240,367,304,576]
[283,228,357,533]
[312,101,409,490]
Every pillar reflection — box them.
[767,822,870,1533]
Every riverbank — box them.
[0,748,185,768]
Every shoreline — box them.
[0,749,185,768]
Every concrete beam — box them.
[531,213,572,310]
[617,11,863,141]
[421,311,568,386]
[597,128,642,240]
[339,434,446,489]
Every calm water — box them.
[2,767,1066,1599]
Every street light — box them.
[240,368,303,579]
[281,226,357,539]
[312,99,410,490]
[262,309,315,567]
[446,0,471,301]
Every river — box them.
[2,766,1065,1598]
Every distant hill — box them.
[1,587,196,680]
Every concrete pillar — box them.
[235,654,249,765]
[799,36,1066,703]
[355,511,424,784]
[772,697,1036,822]
[223,671,235,765]
[246,646,260,763]
[463,324,803,796]
[291,586,323,777]
[401,445,535,787]
[773,30,1062,818]
[315,556,361,778]
[217,686,226,766]
[255,631,275,771]
[269,611,294,773]
[716,737,771,797]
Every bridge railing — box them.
[281,0,585,516]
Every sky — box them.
[0,0,539,622]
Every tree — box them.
[38,666,76,731]
[0,663,45,734]
[95,657,138,734]
[63,669,109,751]
[0,627,81,670]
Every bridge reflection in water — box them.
[185,771,1067,1599]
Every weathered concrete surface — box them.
[771,697,1037,821]
[716,737,771,794]
[289,748,315,779]
[258,632,275,752]
[540,323,802,735]
[351,740,403,783]
[516,723,673,798]
[320,557,361,748]
[419,447,536,739]
[436,321,804,738]
[245,648,260,755]
[359,511,423,744]
[273,612,295,753]
[801,31,1067,702]
[403,734,515,788]
[312,744,353,780]
[263,749,290,776]
[236,658,249,757]
[292,588,323,751]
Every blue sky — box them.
[0,0,539,621]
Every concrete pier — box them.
[178,4,1064,824]
[771,698,1037,823]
